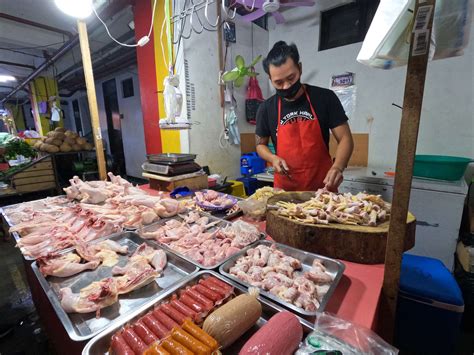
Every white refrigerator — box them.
[339,168,468,270]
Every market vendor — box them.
[256,41,354,191]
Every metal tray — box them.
[147,153,197,163]
[31,231,199,341]
[82,271,315,355]
[140,214,264,270]
[219,240,345,318]
[0,196,71,227]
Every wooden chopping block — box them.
[266,192,416,264]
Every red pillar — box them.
[134,0,162,154]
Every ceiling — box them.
[0,0,137,102]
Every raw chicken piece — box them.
[38,253,100,277]
[132,244,167,272]
[99,240,129,254]
[60,278,118,315]
[112,256,160,294]
[304,259,333,284]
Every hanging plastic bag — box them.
[50,102,61,122]
[163,74,183,123]
[245,74,264,125]
[226,106,240,145]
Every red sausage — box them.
[152,309,180,330]
[180,293,205,314]
[170,300,197,318]
[133,320,158,345]
[160,303,188,325]
[142,313,170,339]
[111,333,135,355]
[205,276,233,292]
[198,279,228,298]
[121,327,148,354]
[184,289,213,311]
[193,284,222,302]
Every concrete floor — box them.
[0,237,53,355]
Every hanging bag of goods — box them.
[245,74,264,125]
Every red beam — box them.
[133,0,162,154]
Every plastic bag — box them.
[238,198,268,220]
[296,312,398,355]
[163,74,183,123]
[358,0,472,69]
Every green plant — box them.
[4,138,36,161]
[222,55,262,88]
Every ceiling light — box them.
[54,0,93,19]
[0,75,16,83]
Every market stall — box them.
[0,174,400,354]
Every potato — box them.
[54,132,65,140]
[72,144,82,151]
[55,127,66,133]
[76,137,87,146]
[84,143,94,151]
[59,142,72,152]
[47,145,60,153]
[64,137,75,145]
[47,131,55,138]
[51,139,62,146]
[64,130,75,138]
[42,144,59,153]
[44,137,55,144]
[33,141,42,149]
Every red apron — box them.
[274,87,333,191]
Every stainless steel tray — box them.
[0,196,71,227]
[82,270,315,355]
[31,231,199,341]
[219,240,345,318]
[140,214,264,270]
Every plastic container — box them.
[395,253,464,354]
[237,177,259,196]
[240,152,266,175]
[228,180,246,198]
[413,155,472,181]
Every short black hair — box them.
[263,41,300,75]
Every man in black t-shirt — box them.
[256,41,354,191]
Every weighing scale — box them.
[142,154,201,176]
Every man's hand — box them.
[323,166,344,191]
[270,155,289,173]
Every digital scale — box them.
[142,153,201,176]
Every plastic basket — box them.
[413,155,472,181]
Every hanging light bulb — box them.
[54,0,93,19]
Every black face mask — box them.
[276,79,302,99]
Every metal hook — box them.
[204,0,220,27]
[241,0,256,12]
[189,1,205,34]
[222,0,237,20]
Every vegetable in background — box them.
[4,138,37,161]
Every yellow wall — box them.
[5,103,25,131]
[30,76,63,135]
[152,0,181,153]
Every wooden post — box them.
[29,82,44,136]
[381,0,436,342]
[77,20,107,180]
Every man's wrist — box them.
[331,165,345,173]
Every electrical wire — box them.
[92,0,158,47]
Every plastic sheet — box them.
[357,0,472,69]
[296,312,398,355]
